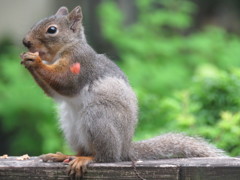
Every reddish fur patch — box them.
[70,63,81,74]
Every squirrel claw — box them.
[67,156,93,178]
[20,51,41,68]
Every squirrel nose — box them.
[22,38,32,49]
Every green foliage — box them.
[0,47,65,155]
[191,65,240,125]
[99,0,240,155]
[159,66,240,156]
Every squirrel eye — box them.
[47,26,58,34]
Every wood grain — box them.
[0,157,239,180]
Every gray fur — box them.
[131,133,226,160]
[57,77,138,162]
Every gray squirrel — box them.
[20,6,225,178]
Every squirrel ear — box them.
[68,6,83,32]
[55,6,69,16]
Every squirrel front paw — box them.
[20,52,42,68]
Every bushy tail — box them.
[131,133,226,160]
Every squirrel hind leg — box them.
[40,152,70,162]
[67,156,94,178]
[40,152,94,178]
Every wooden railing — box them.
[0,157,240,180]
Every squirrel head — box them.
[23,6,84,63]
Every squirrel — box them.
[20,6,226,178]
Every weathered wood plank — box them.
[0,157,179,180]
[176,158,240,180]
[0,157,239,180]
[0,157,67,180]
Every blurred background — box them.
[1,0,240,156]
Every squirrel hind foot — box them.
[67,156,94,178]
[40,152,70,162]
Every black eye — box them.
[47,26,57,34]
